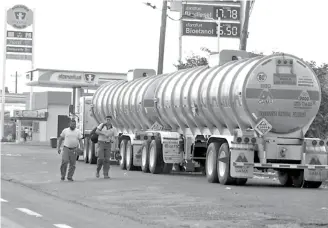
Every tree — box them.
[305,61,328,138]
[174,48,210,70]
[173,48,328,138]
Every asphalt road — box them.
[1,144,328,228]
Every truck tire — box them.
[217,142,235,185]
[83,138,89,163]
[141,140,151,173]
[88,140,97,164]
[278,170,292,187]
[119,139,127,170]
[206,142,220,183]
[126,140,137,171]
[291,170,322,188]
[149,139,164,174]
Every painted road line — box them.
[16,208,43,217]
[1,198,8,202]
[54,224,73,228]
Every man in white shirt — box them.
[57,119,84,181]
[95,115,117,179]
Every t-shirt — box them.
[97,123,118,142]
[60,128,82,148]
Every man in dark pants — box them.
[95,115,117,179]
[57,119,84,181]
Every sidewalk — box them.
[2,141,50,147]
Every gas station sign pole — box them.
[1,5,34,142]
[1,9,8,141]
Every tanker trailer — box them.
[91,50,328,188]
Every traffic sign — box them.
[6,46,32,53]
[6,54,32,61]
[7,31,32,39]
[182,21,241,38]
[7,5,33,29]
[213,5,241,21]
[6,39,32,46]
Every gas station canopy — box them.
[25,68,127,88]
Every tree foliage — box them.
[174,48,210,70]
[174,48,328,139]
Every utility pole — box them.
[15,71,18,93]
[157,0,168,75]
[239,0,252,51]
[11,71,20,93]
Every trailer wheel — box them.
[149,139,164,174]
[278,170,292,187]
[206,142,220,183]
[88,140,97,164]
[126,140,138,171]
[141,140,151,173]
[217,143,235,185]
[119,139,127,170]
[83,138,89,163]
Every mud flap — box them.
[304,169,328,182]
[303,152,328,182]
[230,148,254,178]
[132,143,143,167]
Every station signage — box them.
[54,72,97,84]
[181,1,242,38]
[12,110,48,120]
[6,46,32,53]
[7,5,33,30]
[6,53,32,60]
[7,39,33,46]
[57,73,83,81]
[182,21,241,38]
[182,3,241,20]
[7,31,32,39]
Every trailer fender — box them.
[120,134,135,144]
[208,135,234,148]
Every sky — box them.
[0,0,327,94]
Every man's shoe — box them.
[61,177,65,181]
[96,172,100,178]
[104,176,110,179]
[67,178,74,181]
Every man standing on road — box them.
[95,115,117,179]
[57,119,84,181]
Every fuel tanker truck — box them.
[88,50,328,188]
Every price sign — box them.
[213,6,241,21]
[183,21,240,38]
[219,22,241,38]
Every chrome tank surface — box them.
[92,53,321,136]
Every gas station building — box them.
[10,68,126,142]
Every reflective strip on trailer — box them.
[233,162,328,170]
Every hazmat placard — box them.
[254,118,272,136]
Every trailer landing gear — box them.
[88,140,97,164]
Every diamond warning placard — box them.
[254,118,272,135]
